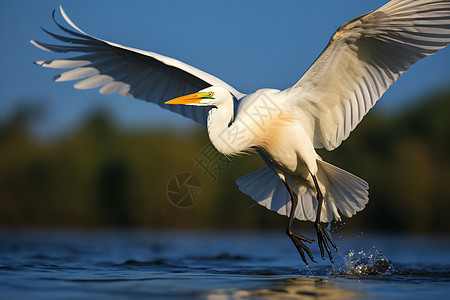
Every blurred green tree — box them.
[0,90,449,233]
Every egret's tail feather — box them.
[236,161,369,223]
[315,160,369,221]
[236,166,291,216]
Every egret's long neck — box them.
[207,100,252,156]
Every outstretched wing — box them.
[31,6,246,127]
[288,0,450,150]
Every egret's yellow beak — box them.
[165,91,214,105]
[165,92,203,105]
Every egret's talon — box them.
[287,231,316,265]
[315,222,337,263]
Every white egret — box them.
[32,0,450,265]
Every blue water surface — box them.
[0,229,449,299]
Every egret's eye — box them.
[208,92,212,97]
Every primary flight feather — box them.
[32,0,450,266]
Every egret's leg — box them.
[282,178,316,266]
[312,175,338,263]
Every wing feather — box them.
[31,6,246,126]
[287,0,450,150]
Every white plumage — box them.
[31,7,245,127]
[32,0,450,265]
[237,160,369,223]
[291,0,450,150]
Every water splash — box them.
[341,246,396,276]
[327,221,395,276]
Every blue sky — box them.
[1,0,449,139]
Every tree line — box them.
[0,89,449,233]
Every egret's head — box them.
[165,86,232,107]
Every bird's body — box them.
[200,86,368,225]
[32,0,450,265]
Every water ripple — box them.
[0,229,449,300]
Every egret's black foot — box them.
[287,230,316,266]
[314,222,338,263]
